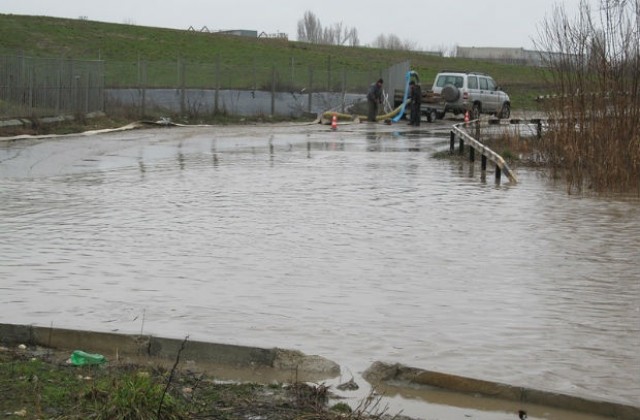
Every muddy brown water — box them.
[1,122,638,418]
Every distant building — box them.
[420,50,443,57]
[258,31,288,40]
[219,29,259,38]
[187,27,261,38]
[456,46,545,66]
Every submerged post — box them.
[450,131,455,153]
[481,155,487,171]
[495,165,502,182]
[536,119,542,139]
[458,137,464,155]
[469,147,475,162]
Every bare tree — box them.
[296,11,360,46]
[371,33,417,51]
[346,27,359,47]
[297,11,323,44]
[331,22,344,45]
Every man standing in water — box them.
[367,78,384,122]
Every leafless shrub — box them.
[535,0,639,194]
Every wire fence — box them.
[1,54,390,119]
[107,58,382,92]
[0,55,105,118]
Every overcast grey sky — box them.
[3,0,590,50]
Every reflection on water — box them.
[1,126,639,414]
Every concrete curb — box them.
[363,361,640,419]
[0,323,340,382]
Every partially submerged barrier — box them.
[0,323,340,383]
[450,118,523,184]
[3,323,638,418]
[363,361,640,419]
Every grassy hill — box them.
[0,14,549,109]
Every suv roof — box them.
[437,70,489,76]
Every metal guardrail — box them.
[450,119,521,184]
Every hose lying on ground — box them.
[321,99,411,123]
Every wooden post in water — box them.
[481,154,487,171]
[450,131,455,153]
[458,137,464,155]
[536,119,542,139]
[495,165,502,182]
[469,146,475,162]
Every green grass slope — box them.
[0,14,549,109]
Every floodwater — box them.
[1,121,639,419]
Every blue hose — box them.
[392,70,418,123]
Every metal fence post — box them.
[56,58,62,115]
[138,58,147,117]
[307,66,313,114]
[271,66,276,116]
[179,58,186,116]
[327,55,332,92]
[215,54,220,114]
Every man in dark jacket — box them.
[367,78,384,122]
[409,80,422,126]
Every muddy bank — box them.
[2,323,637,419]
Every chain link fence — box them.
[0,55,105,119]
[1,54,394,119]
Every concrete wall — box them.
[105,88,366,118]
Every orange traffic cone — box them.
[464,110,470,123]
[331,114,338,130]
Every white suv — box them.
[432,71,511,119]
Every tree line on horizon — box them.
[296,11,425,52]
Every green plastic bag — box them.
[69,350,107,366]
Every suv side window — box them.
[486,78,496,91]
[467,76,478,89]
[479,77,489,90]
